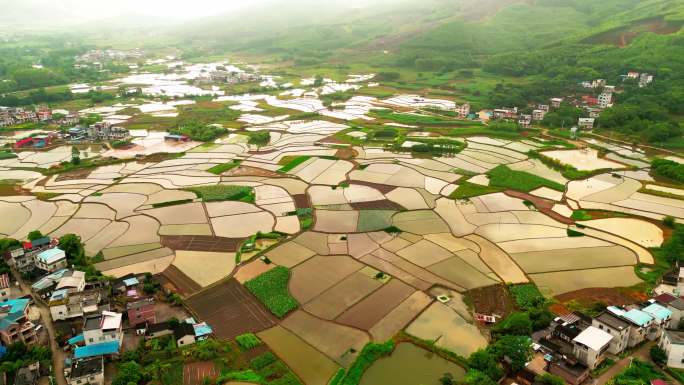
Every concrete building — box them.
[611,307,654,347]
[550,98,564,108]
[65,357,104,385]
[0,299,37,346]
[659,330,684,369]
[532,109,546,121]
[592,312,630,354]
[598,92,613,108]
[572,326,613,369]
[174,323,196,347]
[578,118,595,130]
[34,248,67,272]
[87,122,129,141]
[126,297,156,327]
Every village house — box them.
[49,289,101,321]
[518,114,532,128]
[64,357,104,385]
[14,362,40,385]
[578,118,595,130]
[609,306,654,347]
[550,98,563,109]
[174,322,196,347]
[598,92,613,108]
[655,293,684,328]
[87,122,130,141]
[0,273,11,302]
[592,312,630,354]
[659,329,684,369]
[126,297,156,327]
[572,326,613,369]
[640,73,654,87]
[642,302,673,335]
[74,311,123,360]
[145,321,173,340]
[32,269,79,299]
[492,107,518,120]
[34,247,67,273]
[455,103,470,118]
[532,109,546,121]
[0,298,37,346]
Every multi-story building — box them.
[49,288,100,321]
[610,307,653,347]
[659,330,684,369]
[598,92,613,108]
[592,312,630,354]
[642,302,673,337]
[518,114,532,128]
[87,122,130,141]
[572,326,613,369]
[34,248,67,273]
[0,298,37,346]
[74,311,123,360]
[532,109,546,121]
[492,107,518,120]
[126,297,156,327]
[455,103,470,118]
[550,98,564,108]
[578,118,595,130]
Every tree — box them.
[493,312,533,336]
[27,230,43,241]
[490,335,533,372]
[664,216,676,229]
[112,361,143,385]
[536,373,565,385]
[468,349,503,381]
[313,74,324,87]
[71,146,80,165]
[649,346,667,366]
[247,131,271,147]
[439,372,455,385]
[465,369,497,385]
[58,234,85,265]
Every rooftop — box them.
[572,326,613,351]
[665,330,684,345]
[654,293,678,305]
[173,323,195,340]
[621,309,653,327]
[642,303,672,322]
[73,341,119,359]
[70,357,103,378]
[595,312,629,331]
[669,298,684,311]
[36,248,65,264]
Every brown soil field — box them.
[290,255,362,304]
[350,200,405,211]
[161,235,241,252]
[292,194,311,209]
[504,190,573,225]
[555,287,648,310]
[184,361,219,385]
[348,181,396,194]
[466,284,516,318]
[162,265,202,296]
[335,278,415,331]
[224,165,281,177]
[186,279,277,340]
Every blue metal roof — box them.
[50,288,69,301]
[36,248,65,264]
[31,268,69,291]
[0,299,30,331]
[642,303,673,322]
[122,277,139,286]
[622,309,653,327]
[74,341,119,359]
[193,323,212,337]
[68,334,84,345]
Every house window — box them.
[88,338,94,343]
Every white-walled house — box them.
[572,326,613,369]
[660,330,684,369]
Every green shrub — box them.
[450,182,504,199]
[567,228,584,237]
[250,351,277,370]
[151,199,194,208]
[217,370,262,383]
[245,266,299,318]
[509,284,546,310]
[277,156,311,173]
[187,185,255,203]
[338,341,395,385]
[236,333,262,350]
[487,165,564,192]
[571,210,592,221]
[206,161,240,175]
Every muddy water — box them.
[360,343,466,385]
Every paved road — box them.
[12,266,67,385]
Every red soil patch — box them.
[504,190,573,225]
[186,279,277,340]
[335,147,357,160]
[466,284,516,318]
[348,181,397,195]
[555,287,648,309]
[183,361,219,385]
[292,194,310,209]
[335,279,414,331]
[350,199,405,211]
[160,235,241,253]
